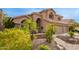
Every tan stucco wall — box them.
[12,9,71,34]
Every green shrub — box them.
[68,31,74,38]
[68,25,75,38]
[38,45,49,50]
[69,25,76,32]
[45,24,55,43]
[0,28,32,50]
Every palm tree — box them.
[3,13,15,28]
[22,17,37,40]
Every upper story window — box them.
[21,20,26,27]
[49,12,54,19]
[58,17,61,21]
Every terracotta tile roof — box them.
[40,8,56,14]
[13,8,56,20]
[55,14,63,18]
[13,15,28,19]
[12,15,30,23]
[12,8,72,25]
[13,12,41,20]
[12,12,41,23]
[44,19,72,25]
[30,12,41,16]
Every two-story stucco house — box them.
[12,8,74,34]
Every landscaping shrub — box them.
[68,31,75,38]
[69,25,74,32]
[38,45,50,50]
[45,24,55,43]
[0,28,32,50]
[68,25,75,38]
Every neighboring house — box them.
[12,8,75,34]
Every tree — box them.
[45,24,55,43]
[21,17,37,40]
[3,16,15,28]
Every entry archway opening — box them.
[36,18,43,33]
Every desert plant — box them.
[21,17,37,40]
[38,45,50,50]
[68,25,75,38]
[3,14,15,28]
[68,31,75,38]
[69,25,75,32]
[45,24,55,43]
[0,28,32,50]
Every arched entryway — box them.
[36,18,43,33]
[21,20,26,28]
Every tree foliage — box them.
[22,17,37,32]
[3,16,15,28]
[21,17,37,40]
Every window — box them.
[21,20,26,27]
[49,12,53,19]
[58,17,61,21]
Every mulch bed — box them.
[57,35,79,44]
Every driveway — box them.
[55,33,79,50]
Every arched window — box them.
[58,17,61,21]
[49,12,53,19]
[21,20,26,27]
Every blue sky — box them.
[2,8,79,22]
